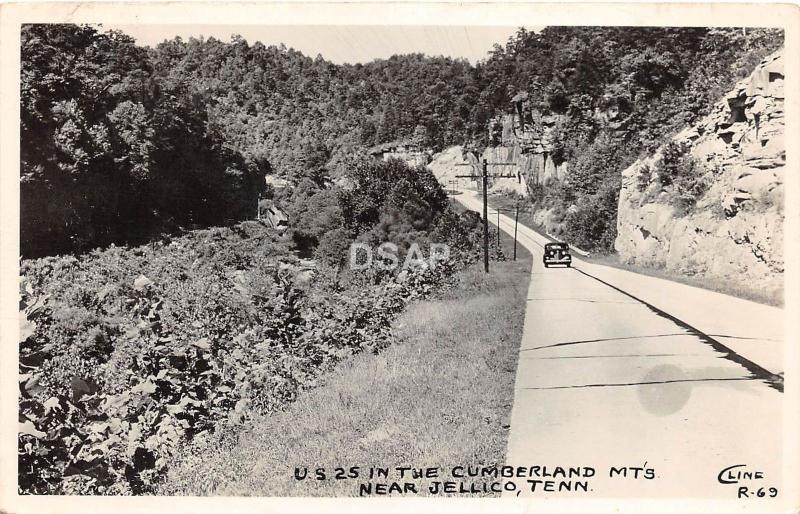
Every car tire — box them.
[566,263,571,268]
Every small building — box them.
[265,174,291,191]
[258,201,289,231]
[367,140,429,167]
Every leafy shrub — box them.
[313,228,355,269]
[636,163,653,193]
[562,181,620,253]
[19,222,292,493]
[654,141,709,214]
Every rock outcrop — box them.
[426,145,520,199]
[615,50,785,297]
[427,145,472,190]
[428,109,572,235]
[484,113,569,193]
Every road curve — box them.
[454,190,785,500]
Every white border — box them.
[1,3,798,513]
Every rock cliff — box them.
[428,112,569,201]
[615,50,785,297]
[427,145,471,190]
[484,113,569,194]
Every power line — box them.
[454,157,518,272]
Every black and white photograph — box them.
[1,2,798,512]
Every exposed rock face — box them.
[369,140,430,167]
[427,126,569,199]
[485,113,569,192]
[427,145,471,188]
[427,144,534,196]
[381,150,429,168]
[428,110,571,235]
[615,50,784,297]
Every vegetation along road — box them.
[455,189,783,498]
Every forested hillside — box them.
[478,27,783,251]
[21,24,782,257]
[20,25,483,256]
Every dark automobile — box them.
[543,242,572,268]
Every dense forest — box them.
[21,24,782,256]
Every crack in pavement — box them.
[529,352,707,360]
[521,333,691,352]
[521,376,757,390]
[708,334,783,342]
[527,297,639,304]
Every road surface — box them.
[454,190,785,500]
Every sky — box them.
[105,25,536,64]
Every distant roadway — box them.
[454,190,785,500]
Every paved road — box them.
[454,191,785,500]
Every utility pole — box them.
[456,155,517,273]
[496,207,501,250]
[482,159,489,273]
[513,202,519,261]
[493,204,522,261]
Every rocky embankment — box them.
[427,145,471,191]
[483,113,569,196]
[615,50,785,298]
[428,112,571,239]
[428,109,570,192]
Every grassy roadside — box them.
[159,233,532,497]
[485,193,783,308]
